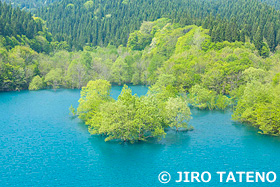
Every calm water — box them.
[1,86,280,186]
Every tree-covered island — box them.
[75,79,192,143]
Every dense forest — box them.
[2,18,278,137]
[1,0,59,10]
[73,20,280,140]
[0,2,43,40]
[75,80,192,142]
[35,0,280,56]
[1,0,280,139]
[258,0,280,10]
[0,2,65,53]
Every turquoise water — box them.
[1,86,280,186]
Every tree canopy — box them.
[1,11,280,137]
[76,80,192,142]
[1,0,59,11]
[34,0,280,55]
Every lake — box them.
[1,86,280,186]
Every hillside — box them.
[0,19,275,90]
[1,0,59,10]
[0,2,56,53]
[35,0,280,55]
[258,0,280,10]
[1,15,280,134]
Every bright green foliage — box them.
[84,1,94,10]
[29,75,43,90]
[255,102,280,135]
[0,63,25,91]
[127,31,153,51]
[175,26,210,53]
[188,85,231,110]
[201,52,254,94]
[45,68,63,90]
[272,73,280,85]
[2,0,280,140]
[69,105,76,116]
[148,74,179,101]
[216,95,231,110]
[0,19,272,91]
[127,19,170,51]
[1,15,280,137]
[188,85,217,110]
[77,80,112,121]
[233,82,273,123]
[66,61,86,89]
[0,2,53,53]
[242,67,267,83]
[122,0,129,5]
[89,86,166,142]
[77,81,192,143]
[36,0,280,55]
[261,43,270,57]
[110,57,130,85]
[165,97,191,131]
[233,82,280,135]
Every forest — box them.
[75,80,191,142]
[0,2,68,54]
[259,0,280,10]
[2,0,280,11]
[1,0,59,10]
[35,0,280,55]
[73,19,280,139]
[1,0,280,140]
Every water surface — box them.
[0,86,280,186]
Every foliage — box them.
[0,2,55,53]
[1,15,280,137]
[1,0,59,10]
[76,81,191,143]
[2,0,280,140]
[29,75,43,90]
[44,68,62,90]
[69,105,76,116]
[36,0,280,56]
[258,0,280,10]
[0,19,275,94]
[127,31,153,51]
[77,80,112,121]
[188,85,231,110]
[233,82,280,135]
[165,97,192,131]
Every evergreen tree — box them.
[254,27,263,52]
[34,0,280,54]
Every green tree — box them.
[233,82,280,135]
[165,97,191,131]
[77,80,112,122]
[188,85,217,110]
[44,68,63,90]
[76,82,193,143]
[242,67,267,83]
[216,94,231,110]
[29,75,44,90]
[261,43,270,57]
[66,61,87,89]
[253,27,263,53]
